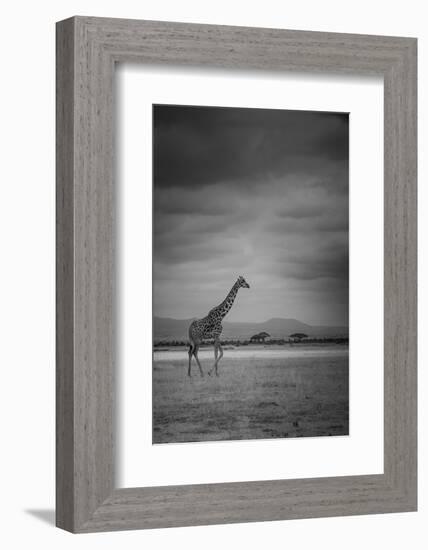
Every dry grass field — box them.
[153,346,349,444]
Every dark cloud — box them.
[153,104,349,325]
[154,105,348,189]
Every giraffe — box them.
[187,275,250,377]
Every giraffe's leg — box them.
[188,343,194,377]
[193,345,204,377]
[208,344,218,376]
[215,342,224,376]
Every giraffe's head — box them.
[237,275,250,289]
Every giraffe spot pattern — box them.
[188,276,250,345]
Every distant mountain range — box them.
[153,316,348,342]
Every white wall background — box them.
[0,1,424,548]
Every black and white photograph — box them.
[152,104,349,444]
[2,3,419,541]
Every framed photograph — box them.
[56,16,417,532]
[151,104,350,445]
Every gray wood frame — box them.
[56,16,417,533]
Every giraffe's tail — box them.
[188,329,197,356]
[188,322,195,351]
[187,341,196,358]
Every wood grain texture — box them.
[56,16,417,533]
[56,18,75,531]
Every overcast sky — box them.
[153,104,349,326]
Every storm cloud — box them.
[153,104,349,325]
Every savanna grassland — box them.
[152,346,348,444]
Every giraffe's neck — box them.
[212,281,240,320]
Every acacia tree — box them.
[250,331,270,343]
[289,332,308,342]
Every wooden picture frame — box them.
[56,16,417,533]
